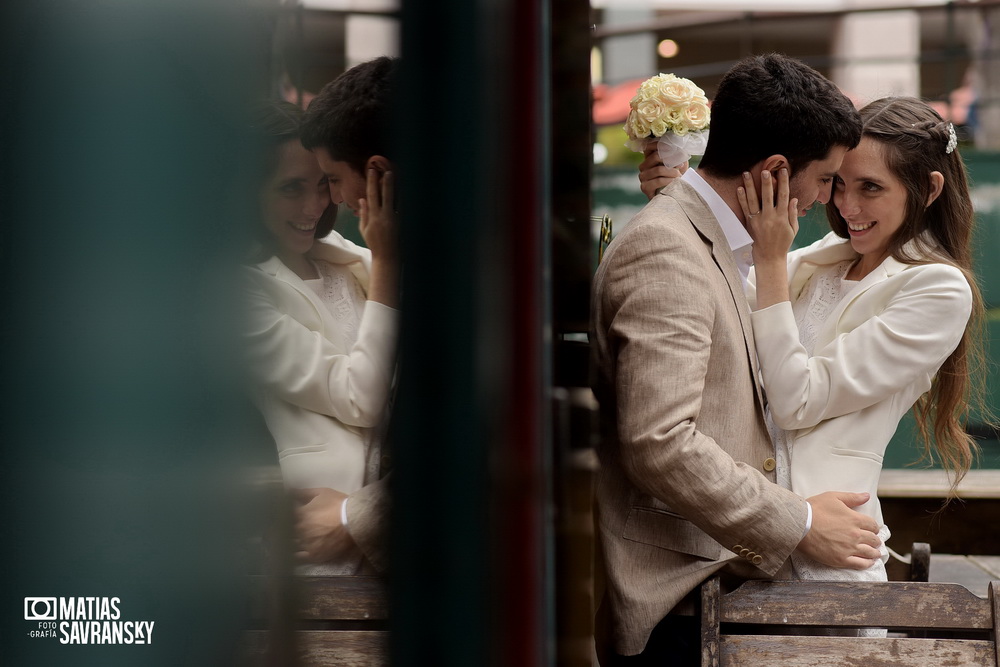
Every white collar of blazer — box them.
[782,231,949,349]
[787,230,946,300]
[256,232,373,294]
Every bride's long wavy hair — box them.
[825,96,989,489]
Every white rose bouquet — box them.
[624,73,710,168]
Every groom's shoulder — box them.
[617,182,707,243]
[599,191,709,277]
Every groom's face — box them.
[787,146,849,217]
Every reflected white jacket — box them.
[747,232,972,528]
[245,233,398,492]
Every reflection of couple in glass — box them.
[595,54,984,664]
[245,58,399,574]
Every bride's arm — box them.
[637,144,688,200]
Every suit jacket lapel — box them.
[671,182,768,417]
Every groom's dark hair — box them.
[300,56,398,173]
[698,54,861,178]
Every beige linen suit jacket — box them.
[591,179,808,655]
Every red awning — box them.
[592,79,644,126]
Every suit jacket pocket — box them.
[621,506,722,560]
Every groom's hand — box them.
[293,487,357,563]
[797,491,882,570]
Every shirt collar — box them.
[682,168,752,252]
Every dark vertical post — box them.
[550,1,597,666]
[393,0,550,665]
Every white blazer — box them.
[747,232,972,528]
[245,232,398,492]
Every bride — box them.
[244,100,398,573]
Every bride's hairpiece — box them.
[945,123,958,155]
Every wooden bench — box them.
[700,577,1000,666]
[885,541,931,582]
[243,575,389,667]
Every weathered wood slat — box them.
[243,630,389,667]
[298,630,389,667]
[991,582,999,667]
[719,635,996,667]
[701,575,721,667]
[247,574,389,621]
[297,576,388,621]
[720,580,992,630]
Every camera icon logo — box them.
[24,598,57,621]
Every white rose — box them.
[637,79,660,102]
[636,98,668,125]
[664,107,684,131]
[650,119,668,137]
[682,101,710,131]
[659,78,694,105]
[626,110,650,140]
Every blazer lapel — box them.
[801,237,923,349]
[256,255,330,329]
[672,182,768,416]
[309,233,373,293]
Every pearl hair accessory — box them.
[945,123,958,154]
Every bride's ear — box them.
[926,171,944,207]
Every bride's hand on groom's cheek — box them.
[359,167,398,263]
[737,168,798,265]
[638,146,688,200]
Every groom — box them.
[592,54,882,665]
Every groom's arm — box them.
[293,478,391,572]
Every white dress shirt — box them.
[681,168,754,286]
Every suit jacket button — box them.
[380,454,393,471]
[752,555,763,566]
[739,549,750,558]
[762,457,776,472]
[733,544,744,553]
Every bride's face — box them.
[832,137,908,260]
[260,139,331,258]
